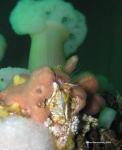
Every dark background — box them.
[0,0,122,93]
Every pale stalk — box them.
[28,22,69,71]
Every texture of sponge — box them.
[0,116,55,150]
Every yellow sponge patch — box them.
[13,75,27,86]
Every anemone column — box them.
[9,0,87,71]
[29,22,69,70]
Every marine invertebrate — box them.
[98,107,117,129]
[0,67,30,91]
[86,95,105,115]
[74,72,99,95]
[0,67,54,122]
[0,67,87,150]
[0,116,55,150]
[10,0,87,70]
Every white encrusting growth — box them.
[0,116,55,150]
